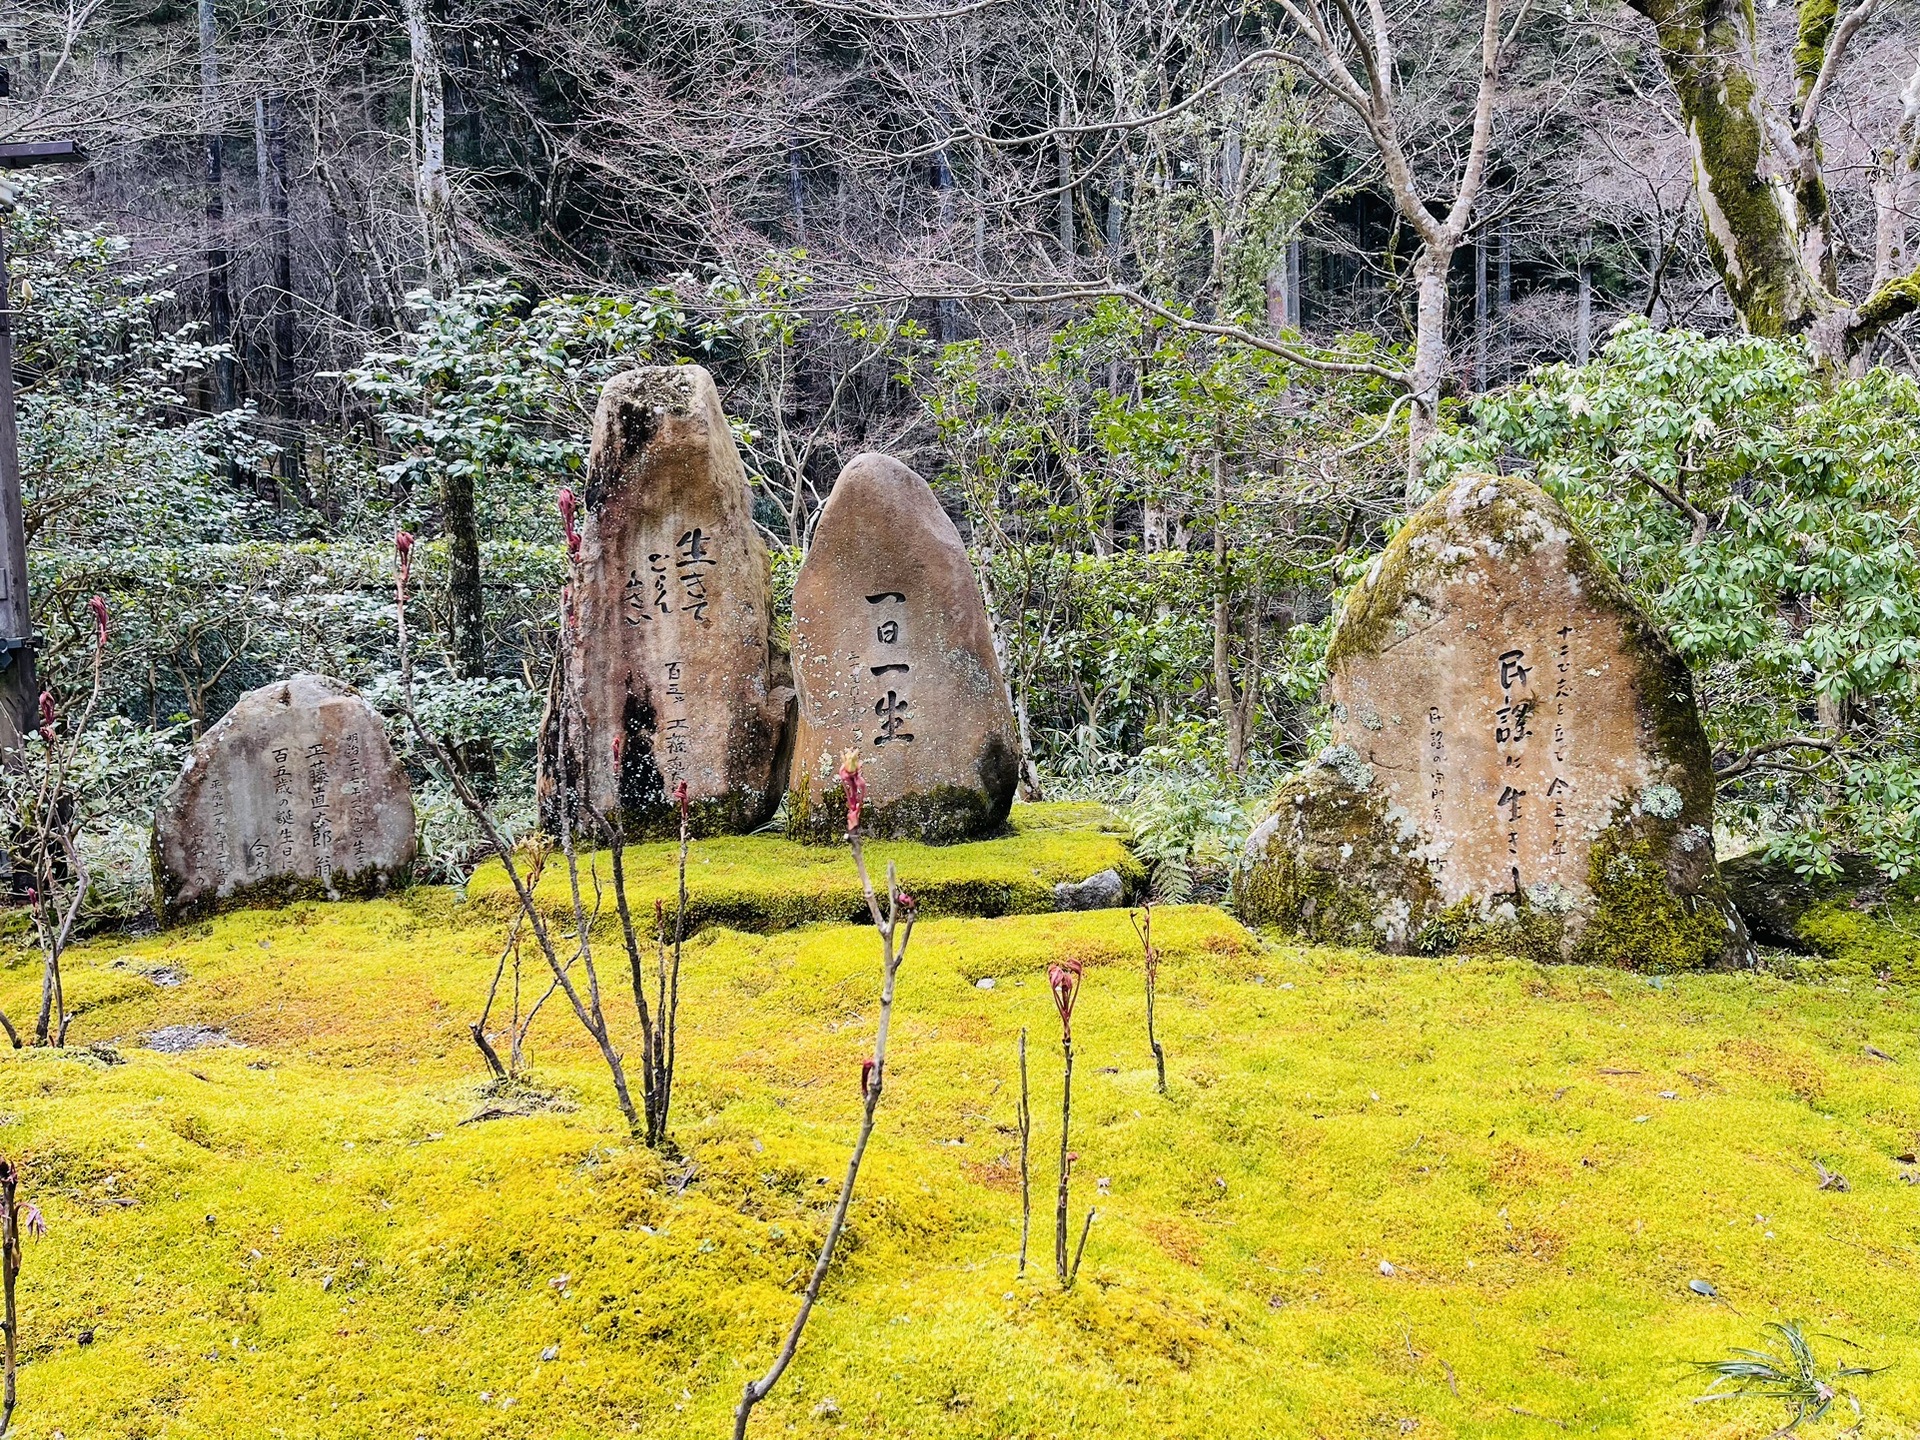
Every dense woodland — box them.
[4,0,1920,910]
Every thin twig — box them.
[1017,1027,1031,1276]
[734,765,913,1440]
[1070,1206,1096,1286]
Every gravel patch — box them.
[143,1025,239,1054]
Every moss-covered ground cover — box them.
[0,809,1915,1437]
[467,801,1141,932]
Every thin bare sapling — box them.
[468,837,551,1079]
[1129,899,1167,1095]
[0,1156,47,1435]
[394,523,645,1138]
[733,753,916,1440]
[5,595,112,1048]
[601,764,689,1150]
[1017,1025,1032,1276]
[1049,958,1095,1289]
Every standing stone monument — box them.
[788,453,1019,842]
[1238,472,1749,969]
[542,365,794,839]
[152,674,416,923]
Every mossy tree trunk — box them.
[1627,0,1920,365]
[405,0,493,792]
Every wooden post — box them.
[0,141,87,746]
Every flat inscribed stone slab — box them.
[542,365,793,839]
[152,674,415,923]
[787,453,1019,842]
[1238,472,1748,969]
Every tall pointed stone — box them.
[152,674,416,922]
[1237,471,1749,969]
[542,366,793,839]
[788,453,1019,842]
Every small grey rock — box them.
[1054,868,1124,912]
[144,1025,238,1054]
[540,1346,559,1362]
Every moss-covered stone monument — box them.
[787,453,1019,843]
[1237,472,1750,970]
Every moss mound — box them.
[469,800,1142,934]
[1724,849,1920,983]
[1,883,1916,1437]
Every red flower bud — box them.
[87,594,109,648]
[834,751,868,833]
[395,531,415,594]
[860,1057,876,1098]
[1048,958,1083,1041]
[557,487,582,560]
[36,691,54,742]
[673,779,690,818]
[896,890,916,914]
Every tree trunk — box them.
[1056,89,1074,265]
[786,49,806,243]
[1473,234,1488,391]
[1575,254,1592,363]
[404,0,460,285]
[405,0,492,792]
[977,555,1044,800]
[265,89,298,496]
[197,0,234,414]
[1406,246,1453,490]
[1871,59,1920,291]
[1627,0,1828,341]
[1210,449,1249,775]
[934,101,957,345]
[253,94,269,216]
[1497,214,1512,382]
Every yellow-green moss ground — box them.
[467,801,1141,931]
[0,836,1916,1436]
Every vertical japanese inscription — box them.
[1549,624,1574,857]
[1426,705,1447,834]
[675,527,714,623]
[340,731,373,867]
[661,659,690,783]
[272,745,296,862]
[640,524,718,626]
[866,592,914,745]
[305,739,334,887]
[208,780,232,890]
[1493,646,1535,894]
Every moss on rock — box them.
[1244,472,1746,971]
[1234,750,1440,952]
[1573,828,1743,973]
[1723,849,1920,983]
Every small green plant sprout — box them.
[1049,958,1095,1289]
[1693,1321,1882,1434]
[734,752,917,1440]
[1128,899,1167,1095]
